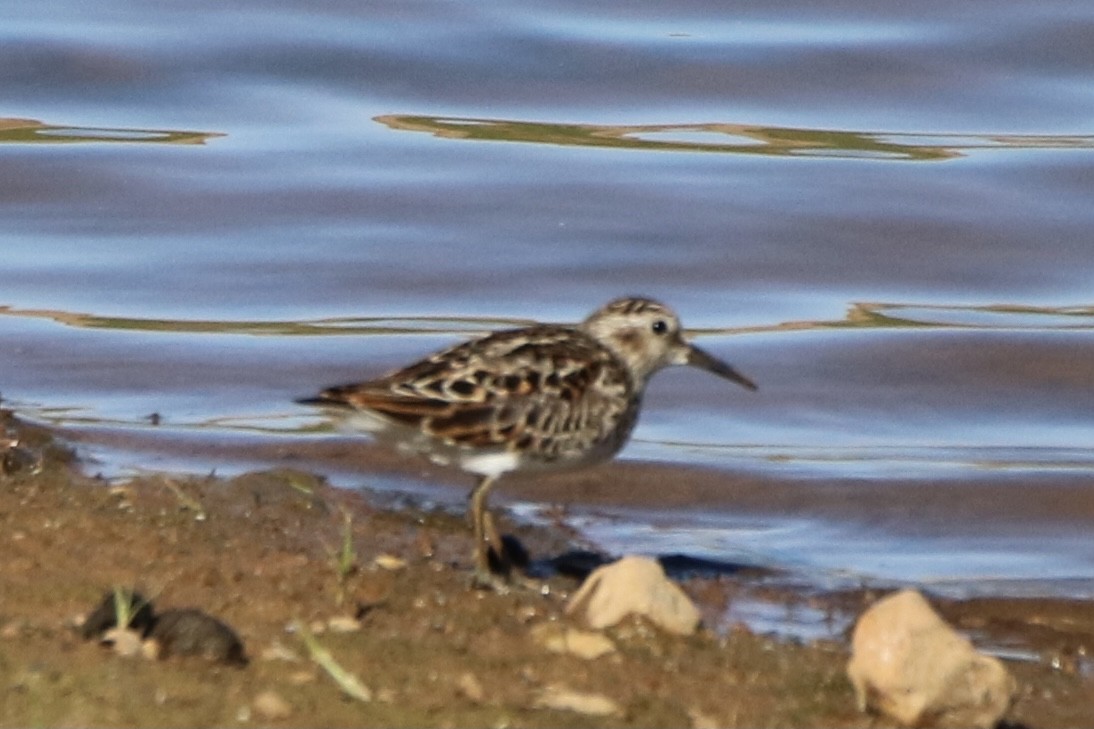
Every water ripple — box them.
[3,301,1092,336]
[377,114,1094,161]
[0,116,224,145]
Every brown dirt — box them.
[0,410,1091,728]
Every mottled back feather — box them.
[308,324,637,465]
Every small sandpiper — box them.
[298,296,756,587]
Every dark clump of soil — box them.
[148,609,247,666]
[77,589,247,666]
[0,409,1092,727]
[80,589,157,640]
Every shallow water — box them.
[3,0,1094,599]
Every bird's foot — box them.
[469,566,546,595]
[470,566,512,594]
[470,542,545,594]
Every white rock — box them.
[535,685,621,717]
[565,555,700,636]
[260,640,302,663]
[327,616,362,633]
[530,623,617,660]
[373,554,407,571]
[455,671,485,704]
[253,690,294,720]
[846,589,1017,729]
[101,627,143,658]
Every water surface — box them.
[2,0,1093,599]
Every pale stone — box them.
[530,622,616,660]
[253,690,293,720]
[565,555,700,636]
[455,671,485,703]
[535,685,621,717]
[260,640,302,662]
[101,627,143,658]
[847,589,1017,729]
[373,554,407,570]
[288,669,318,685]
[327,616,362,633]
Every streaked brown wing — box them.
[307,326,633,452]
[308,384,455,426]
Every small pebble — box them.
[101,627,143,658]
[288,669,317,685]
[260,640,301,663]
[373,554,407,571]
[253,690,293,720]
[530,623,616,660]
[456,672,485,704]
[327,616,362,633]
[535,685,621,717]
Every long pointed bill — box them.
[686,344,758,391]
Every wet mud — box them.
[0,411,1091,727]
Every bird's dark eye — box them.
[651,320,668,335]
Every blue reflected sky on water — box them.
[1,0,1093,589]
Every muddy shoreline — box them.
[61,421,1094,545]
[1,411,1091,727]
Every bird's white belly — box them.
[454,450,522,478]
[333,404,626,480]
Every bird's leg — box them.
[482,510,505,568]
[468,475,507,588]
